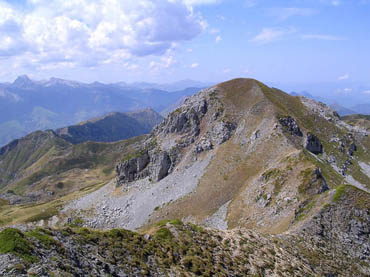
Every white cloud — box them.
[215,35,222,43]
[190,62,199,68]
[210,28,219,34]
[362,90,370,95]
[338,74,349,80]
[301,34,347,41]
[0,0,206,70]
[272,8,317,21]
[150,55,176,71]
[183,0,221,5]
[250,27,295,44]
[223,68,231,73]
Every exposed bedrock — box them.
[279,116,303,137]
[116,149,177,186]
[306,133,323,154]
[116,94,209,187]
[153,98,208,138]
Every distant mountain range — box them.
[0,75,208,146]
[289,90,370,116]
[56,108,163,144]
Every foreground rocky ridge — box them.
[0,218,368,277]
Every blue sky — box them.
[0,0,369,86]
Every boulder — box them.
[306,134,323,154]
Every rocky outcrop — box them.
[300,187,370,263]
[153,97,207,139]
[195,120,235,153]
[348,143,357,156]
[306,133,323,154]
[211,121,236,145]
[116,149,176,186]
[314,168,329,194]
[279,116,303,137]
[116,92,211,186]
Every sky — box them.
[0,0,370,86]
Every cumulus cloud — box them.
[149,56,176,71]
[0,0,207,69]
[190,62,199,68]
[215,35,222,43]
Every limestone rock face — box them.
[116,90,212,186]
[279,116,303,137]
[146,151,171,182]
[306,133,323,154]
[195,120,235,153]
[116,150,175,186]
[115,152,150,184]
[153,97,208,138]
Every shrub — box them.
[155,228,173,240]
[333,185,346,202]
[0,228,38,263]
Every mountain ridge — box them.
[55,108,162,144]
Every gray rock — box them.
[116,150,175,186]
[348,143,357,156]
[306,133,323,154]
[153,98,207,139]
[211,121,236,145]
[279,116,303,137]
[196,138,213,153]
[314,168,329,194]
[147,151,171,182]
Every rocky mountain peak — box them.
[11,75,34,88]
